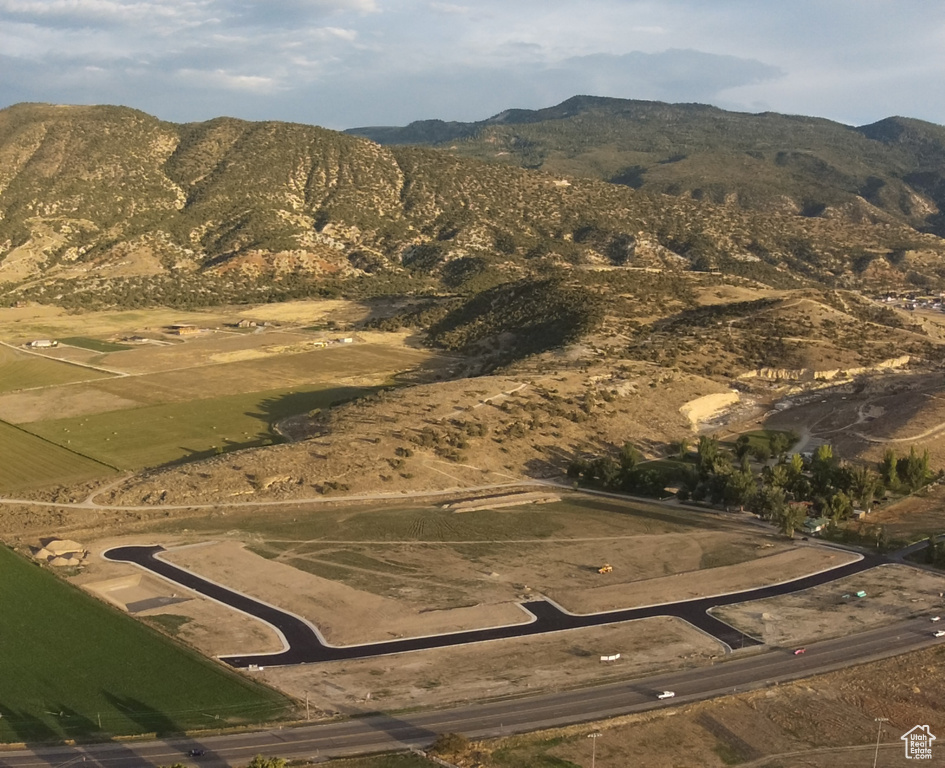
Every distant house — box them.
[26,339,58,348]
[851,508,868,520]
[169,324,199,336]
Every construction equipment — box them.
[598,564,613,574]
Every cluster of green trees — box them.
[569,435,937,538]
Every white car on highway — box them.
[656,691,676,699]
[931,616,941,622]
[934,630,945,637]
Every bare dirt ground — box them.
[260,616,723,715]
[762,370,945,469]
[163,540,531,645]
[712,564,945,646]
[550,546,858,613]
[72,536,285,657]
[865,483,945,540]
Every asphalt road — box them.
[0,618,939,768]
[103,544,886,666]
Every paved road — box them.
[0,618,938,768]
[103,545,886,666]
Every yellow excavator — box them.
[598,564,613,574]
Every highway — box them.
[0,618,939,768]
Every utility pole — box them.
[873,717,889,768]
[588,732,601,768]
[305,694,310,721]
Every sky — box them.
[1,0,943,130]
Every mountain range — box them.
[0,99,943,311]
[348,95,945,237]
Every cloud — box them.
[175,67,279,93]
[0,1,943,128]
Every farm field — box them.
[0,344,112,393]
[0,420,116,491]
[0,305,438,479]
[0,545,292,743]
[24,384,368,470]
[59,336,132,353]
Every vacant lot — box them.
[0,344,111,393]
[711,564,945,645]
[0,546,291,743]
[0,420,115,491]
[25,384,368,470]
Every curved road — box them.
[103,545,887,666]
[0,618,938,768]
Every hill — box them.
[1,101,944,316]
[347,95,945,236]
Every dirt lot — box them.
[262,616,722,714]
[550,546,858,613]
[763,370,945,469]
[712,564,945,646]
[865,483,945,540]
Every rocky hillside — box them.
[1,102,944,311]
[348,95,945,236]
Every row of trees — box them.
[569,434,937,538]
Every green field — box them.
[0,420,116,491]
[0,546,292,742]
[59,336,132,352]
[25,384,369,469]
[0,345,111,393]
[164,496,702,543]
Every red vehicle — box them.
[793,648,806,655]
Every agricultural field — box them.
[59,336,132,353]
[0,545,292,743]
[24,384,368,470]
[0,302,438,483]
[0,420,115,491]
[0,344,112,393]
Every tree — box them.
[697,435,719,478]
[811,444,835,494]
[776,503,807,539]
[902,446,931,492]
[749,484,787,521]
[724,469,756,510]
[769,431,792,458]
[849,465,882,511]
[619,441,642,471]
[735,435,752,460]
[880,447,900,491]
[672,437,690,460]
[762,463,790,490]
[826,490,853,523]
